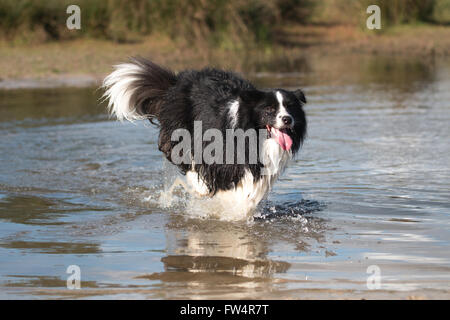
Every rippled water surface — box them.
[1,55,449,299]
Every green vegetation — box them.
[0,0,449,47]
[310,0,450,27]
[0,0,313,46]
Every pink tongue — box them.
[273,128,293,151]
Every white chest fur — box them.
[185,137,291,219]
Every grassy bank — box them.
[1,24,449,82]
[1,0,450,46]
[1,0,310,47]
[1,0,450,81]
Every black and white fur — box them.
[103,57,307,216]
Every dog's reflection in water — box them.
[164,222,290,279]
[142,212,324,287]
[139,217,292,285]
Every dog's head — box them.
[241,89,307,153]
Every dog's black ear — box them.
[240,90,265,103]
[293,89,306,104]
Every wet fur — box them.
[103,57,307,207]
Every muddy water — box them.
[0,55,449,299]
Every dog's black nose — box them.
[282,116,292,125]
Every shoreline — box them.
[0,74,101,90]
[1,24,449,90]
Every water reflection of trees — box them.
[362,56,436,92]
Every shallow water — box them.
[0,55,449,299]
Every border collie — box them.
[103,57,307,217]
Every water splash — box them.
[139,159,326,222]
[256,199,326,220]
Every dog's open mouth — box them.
[266,125,293,151]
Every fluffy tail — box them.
[102,57,177,122]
